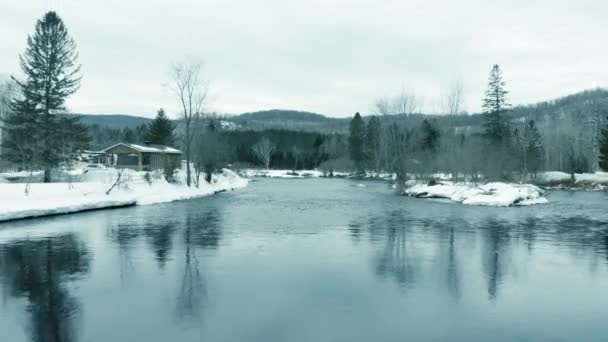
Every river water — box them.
[1,178,607,342]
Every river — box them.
[1,178,607,341]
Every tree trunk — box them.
[43,168,51,183]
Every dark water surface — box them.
[1,178,608,342]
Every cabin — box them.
[102,143,182,171]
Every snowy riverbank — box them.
[0,168,248,222]
[403,181,548,207]
[237,169,395,180]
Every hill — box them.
[230,109,348,133]
[74,114,151,129]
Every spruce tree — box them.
[522,120,544,177]
[145,108,176,145]
[481,64,510,144]
[420,119,440,152]
[365,115,381,169]
[599,118,608,171]
[349,112,366,172]
[5,11,82,182]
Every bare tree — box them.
[168,60,209,187]
[442,81,464,115]
[252,137,276,169]
[106,169,129,195]
[372,89,419,115]
[393,89,419,115]
[373,96,393,115]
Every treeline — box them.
[342,65,608,183]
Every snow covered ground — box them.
[403,181,548,207]
[238,169,396,180]
[536,171,608,188]
[0,168,248,222]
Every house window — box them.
[117,153,139,166]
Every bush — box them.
[164,167,177,183]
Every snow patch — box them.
[403,181,548,207]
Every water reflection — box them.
[480,219,510,301]
[0,234,90,342]
[144,223,177,270]
[372,211,417,289]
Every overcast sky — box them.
[1,0,606,118]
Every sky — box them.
[1,0,607,118]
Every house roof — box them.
[102,143,182,154]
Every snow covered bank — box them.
[536,171,608,189]
[238,169,324,178]
[0,168,248,222]
[403,181,548,207]
[238,169,396,180]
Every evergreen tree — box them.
[56,116,90,173]
[349,112,366,172]
[4,11,82,182]
[481,64,510,144]
[145,108,176,145]
[599,118,608,171]
[0,99,39,169]
[521,120,544,177]
[122,127,136,143]
[420,119,440,152]
[365,115,381,169]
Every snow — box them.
[102,143,182,154]
[403,181,548,207]
[537,171,608,188]
[239,169,324,178]
[0,168,248,222]
[129,143,181,154]
[238,169,396,180]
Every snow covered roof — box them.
[102,143,182,154]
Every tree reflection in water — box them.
[0,234,90,342]
[175,208,222,323]
[372,211,417,288]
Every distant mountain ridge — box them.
[73,114,151,129]
[71,88,608,132]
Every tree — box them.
[168,60,209,187]
[252,137,276,169]
[521,120,544,177]
[0,79,17,155]
[56,116,90,186]
[192,120,230,186]
[442,80,464,115]
[8,11,82,182]
[481,64,510,143]
[0,99,39,172]
[146,108,176,145]
[349,112,366,172]
[365,115,381,170]
[599,118,608,171]
[420,119,440,152]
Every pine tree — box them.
[420,119,440,152]
[481,64,510,144]
[6,11,82,182]
[145,108,176,145]
[349,112,366,172]
[599,118,608,171]
[0,99,39,169]
[365,115,381,169]
[521,120,544,177]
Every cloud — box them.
[1,0,606,117]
